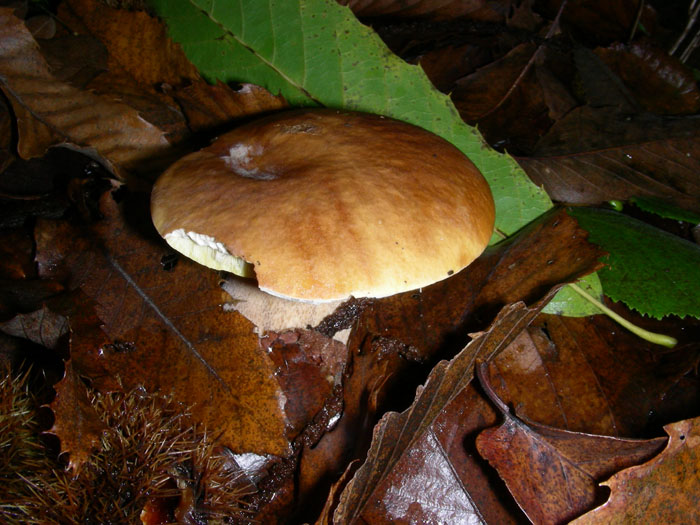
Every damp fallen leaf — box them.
[475,362,667,524]
[573,416,700,524]
[35,189,295,456]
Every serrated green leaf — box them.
[543,273,604,317]
[569,207,700,319]
[147,0,552,238]
[630,196,700,224]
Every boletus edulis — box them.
[151,109,495,340]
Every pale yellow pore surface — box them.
[151,109,495,303]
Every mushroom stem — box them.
[568,283,677,348]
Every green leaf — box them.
[543,273,604,317]
[629,196,700,224]
[147,0,552,238]
[569,207,700,319]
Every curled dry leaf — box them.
[0,8,172,176]
[573,416,700,524]
[475,362,667,525]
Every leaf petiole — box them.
[568,283,677,348]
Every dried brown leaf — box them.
[48,359,106,471]
[0,306,68,350]
[476,363,667,524]
[61,0,200,92]
[518,107,700,213]
[0,8,172,175]
[573,416,700,524]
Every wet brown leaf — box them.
[573,416,700,524]
[518,107,700,213]
[48,359,106,471]
[487,313,700,437]
[0,8,172,176]
[34,190,293,456]
[476,362,667,524]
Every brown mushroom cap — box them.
[151,109,495,302]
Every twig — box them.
[481,0,569,118]
[669,0,700,56]
[680,26,700,61]
[628,0,645,42]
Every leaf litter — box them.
[1,0,699,523]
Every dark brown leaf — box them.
[538,0,656,44]
[518,107,700,213]
[0,227,35,280]
[595,40,700,115]
[0,306,68,350]
[37,34,107,88]
[486,313,700,437]
[476,363,667,524]
[452,43,554,153]
[341,0,509,21]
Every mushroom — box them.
[151,109,495,341]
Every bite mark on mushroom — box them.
[222,143,277,180]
